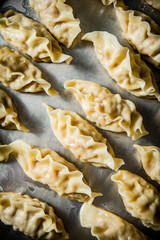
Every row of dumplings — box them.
[102,0,160,68]
[0,1,160,101]
[0,0,160,239]
[1,83,160,182]
[0,138,160,239]
[0,0,159,96]
[82,1,160,238]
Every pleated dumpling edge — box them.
[0,88,29,132]
[0,10,72,64]
[44,104,124,170]
[64,79,149,140]
[10,139,102,202]
[82,31,160,101]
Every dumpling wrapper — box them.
[0,143,12,162]
[145,0,160,10]
[0,89,29,131]
[134,144,160,184]
[0,192,69,240]
[29,0,81,48]
[10,140,101,202]
[80,203,149,240]
[65,79,148,140]
[44,104,124,170]
[82,31,160,100]
[0,46,58,96]
[114,0,160,68]
[0,10,72,63]
[111,170,160,231]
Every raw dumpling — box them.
[114,0,160,68]
[44,104,124,170]
[111,170,160,231]
[0,89,29,131]
[0,46,58,96]
[0,10,72,63]
[82,31,160,100]
[101,0,115,5]
[65,80,148,140]
[0,192,69,240]
[134,144,160,184]
[80,203,148,240]
[29,0,81,48]
[145,0,160,10]
[0,143,12,162]
[10,140,101,202]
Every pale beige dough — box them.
[0,10,72,63]
[135,144,160,184]
[80,203,149,240]
[29,0,81,48]
[45,104,124,170]
[0,46,58,96]
[0,192,69,240]
[10,139,101,202]
[0,89,29,131]
[65,79,148,140]
[82,31,160,100]
[114,0,160,68]
[111,170,160,231]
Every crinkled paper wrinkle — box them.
[0,192,69,240]
[65,79,148,140]
[0,89,29,131]
[45,105,124,170]
[29,0,81,48]
[82,31,160,100]
[10,140,101,202]
[114,0,160,68]
[80,203,148,240]
[111,170,160,231]
[0,46,58,96]
[0,10,72,63]
[134,144,160,184]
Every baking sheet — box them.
[0,0,160,239]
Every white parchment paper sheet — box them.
[0,0,160,239]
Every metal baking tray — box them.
[0,0,160,239]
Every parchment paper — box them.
[0,0,160,239]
